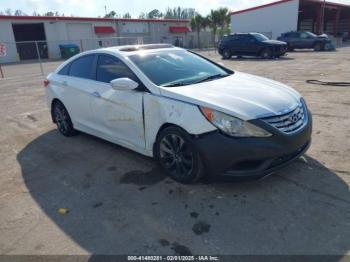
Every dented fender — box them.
[143,93,216,155]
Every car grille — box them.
[262,104,306,134]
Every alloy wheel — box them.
[159,134,194,178]
[54,105,69,134]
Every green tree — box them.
[147,9,163,19]
[190,14,209,48]
[207,8,230,42]
[138,12,146,18]
[104,11,116,18]
[5,8,12,15]
[14,9,27,16]
[44,11,55,16]
[164,7,195,19]
[123,12,131,18]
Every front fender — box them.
[143,93,216,155]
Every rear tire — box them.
[52,100,77,137]
[222,49,232,59]
[260,48,272,59]
[155,126,205,184]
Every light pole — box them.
[320,0,326,34]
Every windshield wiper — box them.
[162,82,191,87]
[193,74,228,84]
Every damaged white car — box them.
[46,44,312,183]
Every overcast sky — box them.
[1,0,350,17]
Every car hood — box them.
[262,40,287,45]
[159,72,301,120]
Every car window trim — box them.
[95,53,149,92]
[68,54,97,80]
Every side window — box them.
[300,32,308,39]
[58,64,70,75]
[69,55,95,80]
[96,55,137,83]
[247,35,256,42]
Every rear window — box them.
[58,64,70,75]
[69,55,95,80]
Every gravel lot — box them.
[0,48,349,256]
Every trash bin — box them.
[59,44,80,59]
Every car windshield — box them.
[252,33,269,42]
[129,50,231,87]
[306,32,317,37]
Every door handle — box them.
[62,81,68,87]
[91,91,101,98]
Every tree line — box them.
[104,7,231,47]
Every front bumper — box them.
[273,45,287,56]
[193,110,312,177]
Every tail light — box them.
[43,79,49,88]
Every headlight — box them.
[200,107,271,137]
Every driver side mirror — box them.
[110,78,139,91]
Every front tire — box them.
[222,49,232,59]
[314,42,323,51]
[260,48,272,59]
[155,127,205,184]
[52,100,77,137]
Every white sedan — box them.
[46,44,312,183]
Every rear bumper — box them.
[193,110,312,177]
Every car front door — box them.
[61,54,97,130]
[245,35,261,55]
[89,54,145,149]
[300,32,315,48]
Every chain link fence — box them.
[0,36,154,79]
[0,35,219,79]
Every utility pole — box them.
[320,0,326,34]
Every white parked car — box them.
[46,44,312,183]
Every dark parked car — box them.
[277,31,333,51]
[218,33,287,59]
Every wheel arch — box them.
[152,123,188,158]
[50,98,62,123]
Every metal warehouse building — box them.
[230,0,350,40]
[0,16,191,63]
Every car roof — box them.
[99,44,183,57]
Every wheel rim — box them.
[54,105,69,133]
[262,51,269,58]
[159,134,193,177]
[224,50,230,58]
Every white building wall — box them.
[0,18,189,63]
[230,0,299,39]
[0,20,18,63]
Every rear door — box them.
[60,54,97,130]
[288,32,300,48]
[89,54,145,149]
